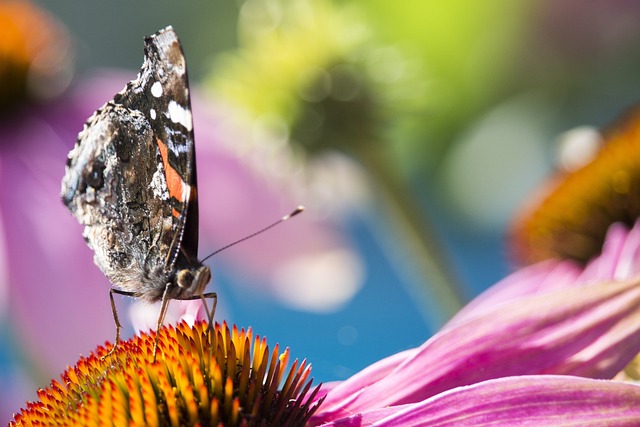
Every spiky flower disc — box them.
[10,321,323,426]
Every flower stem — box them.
[355,143,465,323]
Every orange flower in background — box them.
[0,0,73,109]
[511,107,640,265]
[9,321,323,426]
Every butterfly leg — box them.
[199,292,217,329]
[103,288,138,360]
[199,292,217,363]
[152,283,173,362]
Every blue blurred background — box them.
[3,0,640,421]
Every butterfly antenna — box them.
[201,206,304,263]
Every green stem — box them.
[355,143,465,323]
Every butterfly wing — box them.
[61,26,198,299]
[138,27,199,271]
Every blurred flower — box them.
[0,2,81,418]
[9,321,323,426]
[511,107,640,265]
[441,94,557,229]
[0,0,73,110]
[192,90,363,314]
[209,0,464,321]
[214,0,369,138]
[310,219,640,425]
[529,0,640,69]
[209,0,380,207]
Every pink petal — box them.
[317,277,640,417]
[612,219,640,279]
[315,405,411,426]
[128,299,219,333]
[451,220,640,326]
[337,376,640,426]
[580,222,631,282]
[580,220,640,282]
[448,259,581,326]
[315,349,417,411]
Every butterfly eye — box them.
[86,159,105,189]
[176,269,194,288]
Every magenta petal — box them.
[448,259,581,326]
[580,220,640,282]
[612,220,640,279]
[317,277,640,417]
[580,222,632,282]
[316,377,640,426]
[315,405,411,427]
[452,221,640,327]
[316,349,417,414]
[373,376,640,427]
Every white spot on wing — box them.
[150,108,156,120]
[182,181,191,200]
[151,81,163,98]
[150,165,168,198]
[168,100,193,131]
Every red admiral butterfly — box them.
[61,27,215,358]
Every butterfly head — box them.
[176,265,211,297]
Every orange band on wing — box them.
[156,137,185,218]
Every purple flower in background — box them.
[310,220,640,425]
[0,78,116,420]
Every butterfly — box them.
[61,26,215,359]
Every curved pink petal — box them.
[580,220,640,282]
[316,405,411,427]
[611,219,640,279]
[316,277,640,418]
[319,376,640,426]
[451,220,640,326]
[448,259,581,326]
[315,349,417,409]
